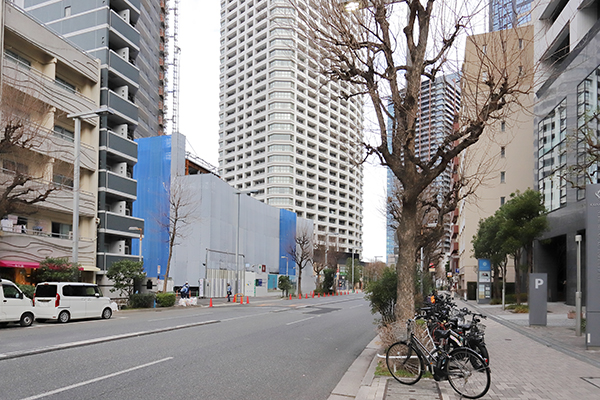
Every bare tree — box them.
[0,84,57,217]
[298,1,533,321]
[287,224,313,296]
[161,177,197,293]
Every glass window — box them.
[2,284,22,299]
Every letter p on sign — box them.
[535,278,544,289]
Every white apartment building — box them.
[217,0,364,254]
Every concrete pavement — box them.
[330,299,600,400]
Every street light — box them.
[67,107,110,265]
[129,227,143,263]
[235,189,259,296]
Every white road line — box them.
[286,316,314,326]
[349,304,364,309]
[19,357,173,400]
[148,313,213,322]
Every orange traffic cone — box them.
[233,294,237,303]
[289,294,292,300]
[209,298,213,307]
[239,295,243,304]
[305,293,308,299]
[246,296,249,304]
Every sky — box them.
[177,1,388,262]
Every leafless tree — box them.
[0,84,57,217]
[161,177,197,293]
[297,1,534,321]
[287,224,313,296]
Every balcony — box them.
[108,49,140,86]
[100,129,137,162]
[0,230,96,267]
[109,9,140,50]
[452,224,459,239]
[96,252,140,271]
[2,56,97,118]
[97,210,143,234]
[100,88,138,124]
[98,170,137,199]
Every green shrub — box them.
[505,293,528,304]
[364,267,397,326]
[129,293,155,308]
[156,292,176,307]
[17,284,34,299]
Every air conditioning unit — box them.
[117,47,129,61]
[115,124,128,137]
[118,9,130,23]
[116,85,128,99]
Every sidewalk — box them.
[330,299,600,400]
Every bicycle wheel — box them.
[386,341,423,385]
[445,347,491,399]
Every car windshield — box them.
[35,285,57,297]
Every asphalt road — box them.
[0,294,376,400]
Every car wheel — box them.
[102,308,112,319]
[58,311,70,323]
[20,312,34,327]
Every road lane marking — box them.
[0,320,219,361]
[349,304,364,309]
[19,357,173,400]
[286,316,314,325]
[148,313,214,322]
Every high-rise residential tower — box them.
[21,0,167,271]
[218,0,364,254]
[385,75,461,265]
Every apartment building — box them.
[21,0,168,272]
[218,0,364,256]
[0,2,100,283]
[454,25,534,299]
[386,74,461,266]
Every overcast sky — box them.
[177,1,388,262]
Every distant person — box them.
[227,283,232,302]
[181,282,190,299]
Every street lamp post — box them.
[129,227,143,263]
[576,234,582,337]
[68,107,110,265]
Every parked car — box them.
[0,278,35,327]
[33,282,112,323]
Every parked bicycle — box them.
[386,316,491,399]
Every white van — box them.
[0,278,35,327]
[33,282,112,323]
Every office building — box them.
[454,25,534,299]
[218,0,364,255]
[531,0,600,305]
[489,0,532,31]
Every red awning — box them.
[0,260,40,269]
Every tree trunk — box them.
[514,250,522,305]
[394,199,418,323]
[298,266,302,297]
[162,234,176,293]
